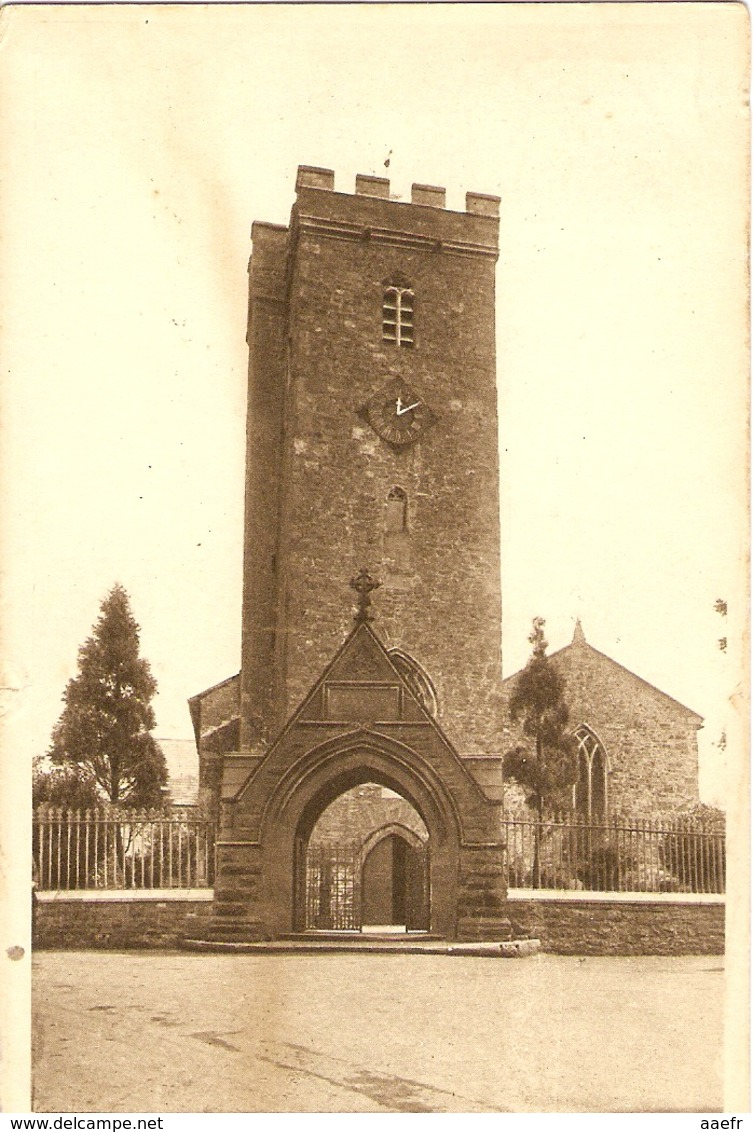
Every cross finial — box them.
[350,567,381,623]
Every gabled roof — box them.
[187,672,241,741]
[503,620,703,723]
[229,617,495,806]
[156,738,200,807]
[275,618,441,735]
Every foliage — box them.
[48,584,167,807]
[573,840,625,892]
[33,757,100,810]
[673,801,726,829]
[503,617,578,821]
[660,805,726,893]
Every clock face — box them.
[359,378,435,450]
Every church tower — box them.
[241,165,503,771]
[189,164,705,944]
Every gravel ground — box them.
[32,950,724,1113]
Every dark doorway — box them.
[362,833,429,931]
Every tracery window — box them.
[388,649,438,718]
[382,285,414,347]
[573,725,608,820]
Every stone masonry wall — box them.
[192,675,240,738]
[242,171,504,766]
[240,222,290,748]
[34,895,213,950]
[507,896,724,955]
[502,636,701,819]
[33,891,723,954]
[309,784,428,848]
[280,191,503,761]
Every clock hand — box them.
[396,399,422,416]
[396,396,403,415]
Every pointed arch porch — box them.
[216,726,509,941]
[213,620,510,942]
[250,729,462,937]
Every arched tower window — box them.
[573,725,608,820]
[383,285,414,348]
[384,487,410,572]
[385,486,408,533]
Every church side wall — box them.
[196,677,240,735]
[502,643,700,820]
[550,646,700,817]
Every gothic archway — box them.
[249,730,461,937]
[359,824,429,931]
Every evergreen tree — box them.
[504,618,577,885]
[48,584,167,807]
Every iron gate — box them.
[305,844,361,930]
[305,840,430,931]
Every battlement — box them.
[294,164,499,218]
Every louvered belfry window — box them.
[383,285,414,347]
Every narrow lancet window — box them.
[384,487,410,572]
[573,725,608,820]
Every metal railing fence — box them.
[33,805,215,890]
[503,814,725,894]
[33,807,725,896]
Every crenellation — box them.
[465,190,501,217]
[295,165,335,192]
[293,165,498,224]
[411,183,447,208]
[355,172,390,198]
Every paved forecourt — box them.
[32,951,723,1113]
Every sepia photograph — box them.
[1,1,748,1116]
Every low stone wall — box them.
[34,891,213,950]
[34,890,725,954]
[507,891,725,955]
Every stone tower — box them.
[241,165,503,774]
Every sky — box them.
[0,2,748,812]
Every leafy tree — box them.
[33,757,100,810]
[48,584,167,807]
[504,617,577,885]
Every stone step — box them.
[212,902,249,918]
[279,930,443,942]
[180,935,541,957]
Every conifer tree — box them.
[504,618,577,885]
[49,584,167,807]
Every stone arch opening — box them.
[359,824,429,931]
[293,768,434,934]
[306,782,430,933]
[254,733,462,937]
